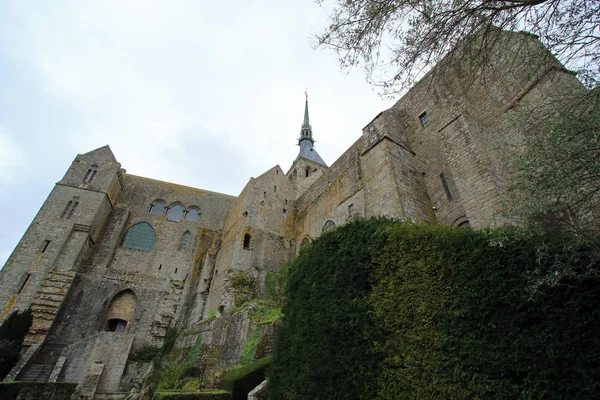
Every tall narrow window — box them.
[306,167,309,177]
[41,240,51,253]
[274,185,277,193]
[61,197,80,219]
[83,169,97,183]
[419,112,430,127]
[61,201,73,218]
[83,169,92,182]
[440,173,453,201]
[181,231,191,251]
[243,233,252,249]
[67,201,79,219]
[18,273,31,294]
[348,203,354,217]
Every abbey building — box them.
[0,30,587,396]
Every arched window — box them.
[104,290,136,333]
[243,233,252,249]
[149,201,166,215]
[322,220,336,234]
[181,231,191,251]
[300,237,310,248]
[106,319,128,333]
[186,208,200,221]
[167,204,184,222]
[120,222,156,251]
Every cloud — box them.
[0,0,395,269]
[0,127,25,184]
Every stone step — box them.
[18,364,54,382]
[31,299,61,308]
[41,280,69,288]
[48,269,76,278]
[38,293,64,302]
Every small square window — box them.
[419,112,430,127]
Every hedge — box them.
[153,389,231,400]
[0,382,77,400]
[268,219,600,399]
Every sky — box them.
[0,0,395,268]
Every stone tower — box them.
[0,146,123,347]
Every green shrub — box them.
[153,389,230,400]
[268,219,600,399]
[265,263,290,305]
[0,308,32,380]
[239,327,260,365]
[230,271,258,308]
[162,326,179,356]
[132,345,162,363]
[268,218,393,400]
[220,357,271,396]
[0,382,77,400]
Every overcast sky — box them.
[0,0,395,268]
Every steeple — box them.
[299,91,314,144]
[295,92,327,167]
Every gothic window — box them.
[61,197,79,219]
[181,231,191,250]
[300,237,310,248]
[149,201,166,215]
[186,208,200,221]
[322,220,336,234]
[419,112,430,127]
[167,204,184,222]
[243,233,252,250]
[120,222,156,251]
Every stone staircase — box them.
[17,363,54,382]
[24,269,76,345]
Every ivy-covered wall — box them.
[268,219,600,399]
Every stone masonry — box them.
[0,30,588,397]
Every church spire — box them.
[299,90,314,144]
[294,92,327,167]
